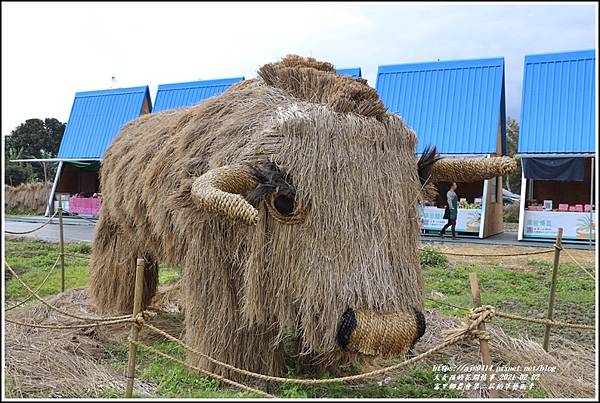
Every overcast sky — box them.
[1,1,597,137]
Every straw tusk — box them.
[429,156,517,183]
[191,165,260,225]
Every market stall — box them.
[519,157,595,242]
[517,49,596,244]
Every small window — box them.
[491,177,498,203]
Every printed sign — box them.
[419,206,482,233]
[524,210,596,240]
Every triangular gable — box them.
[376,57,506,156]
[57,86,151,160]
[153,77,244,112]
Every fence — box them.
[3,224,596,398]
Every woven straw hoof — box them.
[337,308,425,356]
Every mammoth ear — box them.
[418,145,442,187]
[417,145,442,200]
[428,156,517,183]
[191,165,259,225]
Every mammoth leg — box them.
[89,213,159,314]
[182,261,285,382]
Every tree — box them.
[4,118,65,186]
[504,116,522,193]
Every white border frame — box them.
[518,171,526,241]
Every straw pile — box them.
[414,310,596,398]
[4,288,163,398]
[4,181,52,214]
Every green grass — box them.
[103,330,460,398]
[423,254,596,346]
[5,208,40,216]
[4,239,179,303]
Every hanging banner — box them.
[419,206,482,233]
[523,210,596,240]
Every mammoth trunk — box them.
[336,308,426,356]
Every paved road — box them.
[4,218,96,243]
[4,215,595,250]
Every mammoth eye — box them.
[273,194,295,215]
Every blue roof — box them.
[57,86,151,160]
[518,49,596,155]
[153,77,244,112]
[336,67,362,78]
[376,57,506,156]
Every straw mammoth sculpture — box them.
[90,55,516,378]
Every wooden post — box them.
[58,195,65,292]
[543,227,563,352]
[125,258,146,398]
[469,272,497,398]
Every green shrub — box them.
[66,242,92,254]
[420,245,448,268]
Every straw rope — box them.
[5,255,61,311]
[426,300,595,330]
[4,212,57,234]
[562,247,596,280]
[5,316,135,330]
[130,340,273,398]
[69,215,99,224]
[426,248,555,257]
[65,252,92,259]
[492,307,595,330]
[425,297,471,312]
[139,320,481,385]
[4,261,130,322]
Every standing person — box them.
[440,182,458,239]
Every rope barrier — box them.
[68,214,98,224]
[425,300,595,330]
[64,252,92,259]
[492,307,595,330]
[428,248,555,257]
[4,213,58,234]
[131,340,273,398]
[139,321,476,385]
[5,316,134,330]
[4,261,130,322]
[5,255,61,311]
[425,297,471,312]
[562,248,596,281]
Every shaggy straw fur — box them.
[5,181,52,213]
[89,55,514,379]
